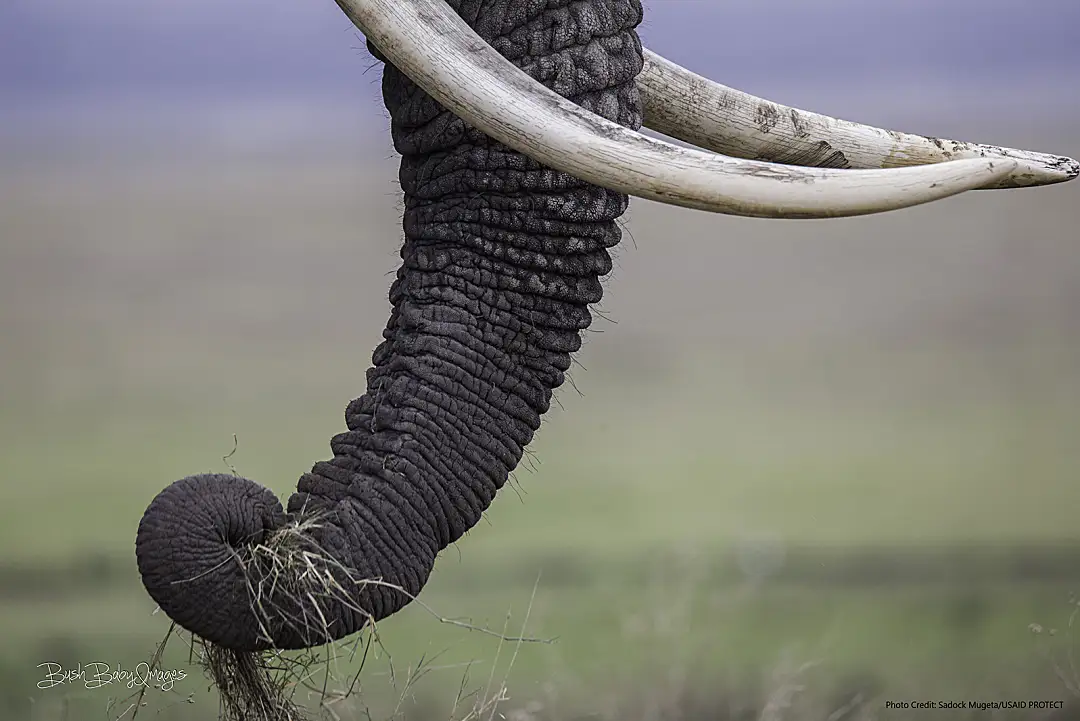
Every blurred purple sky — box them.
[2,0,1078,149]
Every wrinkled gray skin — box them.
[135,0,644,652]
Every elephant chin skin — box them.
[136,473,362,652]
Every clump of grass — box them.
[242,510,364,651]
[207,509,372,721]
[204,643,307,721]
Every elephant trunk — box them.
[134,0,645,652]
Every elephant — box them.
[135,0,1077,654]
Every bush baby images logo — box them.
[37,662,187,692]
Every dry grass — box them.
[34,533,1080,721]
[1031,593,1080,699]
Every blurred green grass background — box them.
[1,122,1078,720]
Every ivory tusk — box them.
[333,0,1016,220]
[638,49,1078,191]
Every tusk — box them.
[334,0,1015,219]
[639,49,1079,191]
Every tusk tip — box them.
[1009,154,1079,189]
[1056,155,1080,182]
[976,152,1078,190]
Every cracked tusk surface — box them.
[334,0,1016,219]
[639,49,1079,191]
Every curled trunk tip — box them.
[135,473,365,652]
